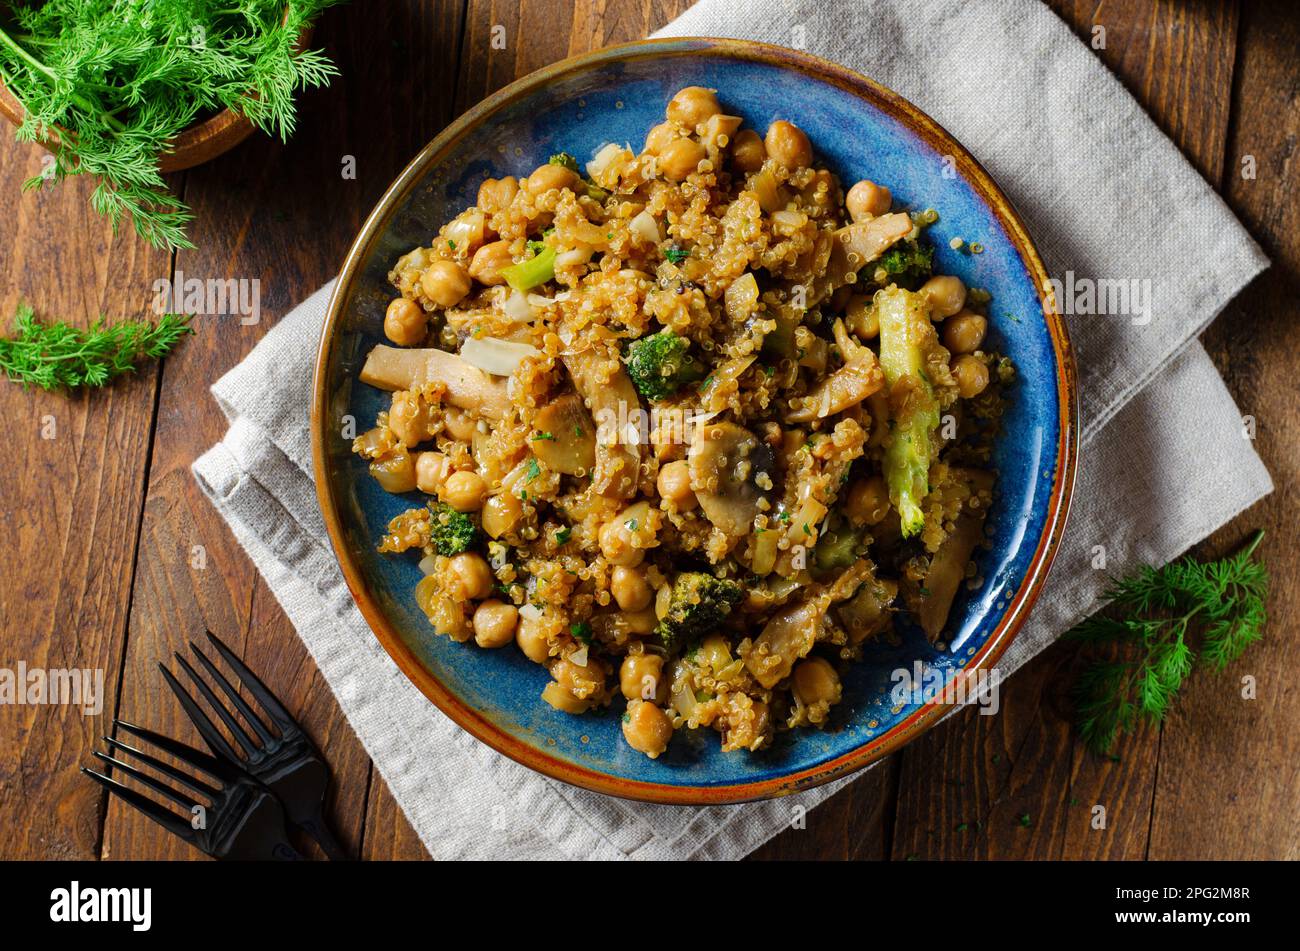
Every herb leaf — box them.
[1069,531,1268,754]
[0,302,191,390]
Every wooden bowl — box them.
[0,83,259,172]
[0,21,311,173]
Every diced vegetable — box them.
[876,286,940,536]
[360,345,510,420]
[460,336,541,377]
[655,573,744,653]
[502,244,557,291]
[624,328,706,401]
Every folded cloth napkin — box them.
[194,0,1272,860]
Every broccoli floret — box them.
[875,239,934,289]
[428,502,478,556]
[548,152,582,174]
[624,329,706,401]
[655,572,744,653]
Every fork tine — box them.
[93,751,202,811]
[81,767,197,844]
[187,641,276,745]
[104,736,221,799]
[204,630,300,736]
[171,652,260,755]
[115,719,238,784]
[158,662,247,763]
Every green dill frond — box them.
[0,302,192,390]
[1068,531,1268,754]
[0,1,344,249]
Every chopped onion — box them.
[586,143,630,185]
[445,210,485,250]
[519,603,542,622]
[460,336,540,376]
[502,288,535,323]
[569,644,589,668]
[417,553,438,575]
[629,210,661,244]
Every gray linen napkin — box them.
[193,0,1272,860]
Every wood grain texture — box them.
[1147,0,1300,860]
[0,138,172,858]
[102,0,466,860]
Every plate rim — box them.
[310,36,1080,805]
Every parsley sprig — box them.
[0,302,191,390]
[0,1,343,249]
[1069,530,1268,754]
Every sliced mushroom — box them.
[531,393,596,476]
[562,346,642,499]
[360,345,510,420]
[786,319,885,422]
[687,421,772,538]
[744,598,823,689]
[828,212,913,286]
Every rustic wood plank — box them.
[102,0,464,859]
[361,776,430,860]
[1148,0,1300,860]
[890,0,1243,862]
[0,136,172,858]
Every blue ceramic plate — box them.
[312,38,1078,804]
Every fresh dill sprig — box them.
[1069,530,1268,754]
[0,302,192,390]
[0,1,344,250]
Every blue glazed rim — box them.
[312,37,1079,805]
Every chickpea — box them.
[620,653,665,701]
[730,128,766,174]
[439,470,487,512]
[843,475,890,526]
[621,699,673,758]
[666,86,721,128]
[420,260,471,308]
[388,391,430,447]
[599,518,644,567]
[793,657,841,706]
[952,354,990,398]
[609,565,652,612]
[920,274,967,319]
[644,121,679,155]
[477,175,519,215]
[846,179,892,221]
[621,608,659,635]
[481,492,523,539]
[473,600,519,649]
[942,310,988,354]
[516,614,550,663]
[369,450,417,494]
[764,119,813,169]
[657,137,706,182]
[448,551,493,601]
[384,297,427,346]
[414,451,450,495]
[846,294,879,339]
[656,459,697,510]
[552,656,604,700]
[442,406,478,442]
[468,240,514,286]
[526,162,578,196]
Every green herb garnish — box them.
[1069,530,1268,754]
[0,1,344,249]
[662,245,689,265]
[570,621,592,644]
[0,302,191,390]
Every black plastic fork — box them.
[83,720,303,861]
[159,630,347,860]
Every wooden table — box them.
[1,0,1295,861]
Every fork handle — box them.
[300,810,348,861]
